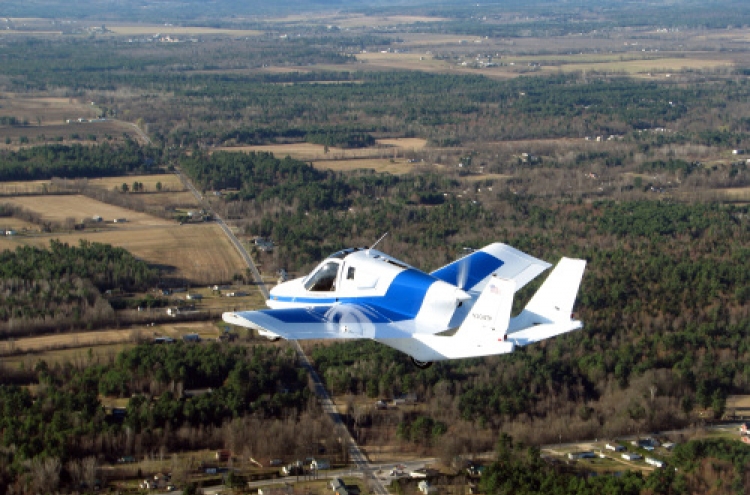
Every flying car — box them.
[223,240,586,368]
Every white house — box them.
[622,453,642,461]
[646,457,665,468]
[605,443,625,452]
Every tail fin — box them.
[508,257,586,345]
[456,277,515,339]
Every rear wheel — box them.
[411,357,433,369]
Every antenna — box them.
[370,232,388,251]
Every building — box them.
[622,453,642,461]
[182,333,201,343]
[310,458,330,470]
[186,293,203,300]
[605,443,625,452]
[740,423,750,435]
[567,451,595,460]
[646,457,665,468]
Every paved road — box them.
[173,168,268,300]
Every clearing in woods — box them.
[0,220,246,284]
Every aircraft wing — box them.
[431,242,551,292]
[223,303,437,341]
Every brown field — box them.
[3,194,173,226]
[312,158,418,174]
[718,187,750,201]
[0,122,143,150]
[727,395,750,409]
[0,222,247,284]
[262,13,447,28]
[2,343,133,368]
[104,25,262,37]
[216,138,428,161]
[0,93,99,124]
[138,190,202,209]
[0,217,38,231]
[84,174,185,192]
[0,328,141,355]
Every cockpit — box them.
[303,260,340,291]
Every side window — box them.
[304,261,340,292]
[347,267,356,280]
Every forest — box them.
[0,142,163,181]
[0,342,340,494]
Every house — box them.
[216,450,231,462]
[567,451,595,460]
[409,468,439,479]
[605,443,625,452]
[113,218,127,223]
[5,230,16,236]
[645,457,665,468]
[186,293,203,300]
[310,458,330,470]
[182,333,201,343]
[92,215,102,222]
[226,291,247,297]
[153,336,175,344]
[622,453,642,461]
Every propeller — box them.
[456,254,471,290]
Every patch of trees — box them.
[0,239,158,292]
[0,240,156,336]
[0,142,162,181]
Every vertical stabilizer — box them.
[457,277,515,338]
[508,257,586,342]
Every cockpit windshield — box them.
[304,261,340,292]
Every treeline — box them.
[0,240,157,335]
[220,125,376,148]
[0,142,163,181]
[0,239,157,292]
[477,434,750,495]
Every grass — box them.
[0,222,247,284]
[215,138,428,162]
[2,194,173,226]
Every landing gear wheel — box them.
[411,357,433,369]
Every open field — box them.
[0,222,246,284]
[262,12,447,28]
[717,187,750,202]
[312,158,420,174]
[104,24,262,37]
[1,343,134,368]
[3,194,173,226]
[84,174,185,192]
[0,93,99,124]
[216,138,428,161]
[0,121,143,149]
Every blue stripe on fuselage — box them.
[269,268,435,320]
[430,251,504,290]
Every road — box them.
[175,167,387,494]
